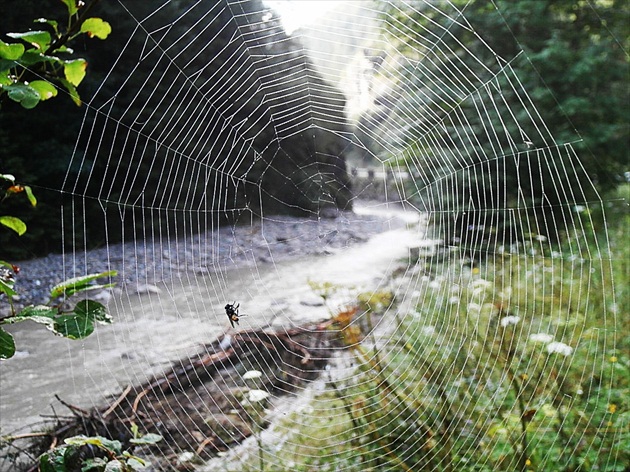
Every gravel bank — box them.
[5,202,408,310]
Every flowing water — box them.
[0,204,423,434]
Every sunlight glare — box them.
[263,0,347,34]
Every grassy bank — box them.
[230,188,629,472]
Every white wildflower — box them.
[471,279,492,290]
[534,234,547,242]
[529,333,554,343]
[468,302,482,314]
[178,452,195,463]
[243,370,263,380]
[448,296,460,304]
[546,341,573,356]
[573,205,586,213]
[421,326,436,336]
[247,389,270,403]
[500,316,520,327]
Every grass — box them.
[227,188,629,472]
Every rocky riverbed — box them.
[4,201,411,313]
[1,200,421,438]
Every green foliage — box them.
[50,270,117,299]
[38,430,162,472]
[1,173,116,359]
[0,0,111,109]
[258,207,628,471]
[0,173,35,235]
[0,270,116,359]
[0,215,26,235]
[374,0,628,245]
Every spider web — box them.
[1,1,625,471]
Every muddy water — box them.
[0,204,422,434]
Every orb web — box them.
[0,1,625,471]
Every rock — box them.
[300,296,325,307]
[135,283,162,295]
[91,289,113,305]
[319,206,340,219]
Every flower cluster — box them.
[529,333,573,356]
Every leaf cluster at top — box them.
[0,0,111,109]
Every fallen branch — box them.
[9,319,344,471]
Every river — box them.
[0,204,423,435]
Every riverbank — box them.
[1,200,423,470]
[5,200,411,312]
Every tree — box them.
[374,0,628,247]
[1,0,354,260]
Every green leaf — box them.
[17,50,59,67]
[59,78,81,106]
[6,31,52,50]
[0,74,12,86]
[54,45,74,54]
[53,312,94,339]
[34,18,59,34]
[125,457,148,471]
[38,453,57,472]
[29,80,57,101]
[63,59,87,86]
[0,327,16,360]
[0,40,24,60]
[13,305,58,326]
[60,0,79,16]
[74,299,112,324]
[3,83,40,109]
[0,278,17,298]
[80,18,112,40]
[0,215,27,235]
[65,436,122,455]
[96,437,123,455]
[24,185,37,206]
[129,433,163,445]
[104,459,123,472]
[50,270,117,299]
[49,295,112,341]
[64,435,97,447]
[82,457,108,472]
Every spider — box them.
[225,301,244,328]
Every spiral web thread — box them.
[3,1,625,471]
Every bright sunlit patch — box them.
[263,0,348,34]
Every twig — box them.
[132,389,149,414]
[102,385,132,418]
[195,437,216,455]
[1,431,51,441]
[54,395,90,417]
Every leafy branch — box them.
[39,426,162,472]
[0,269,117,360]
[0,174,117,360]
[0,0,111,108]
